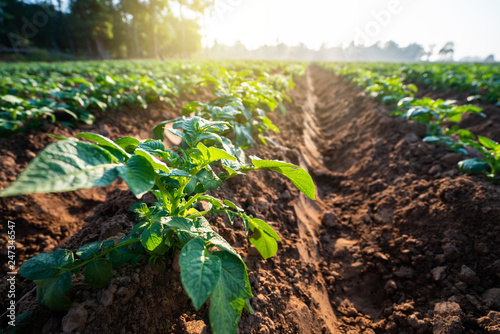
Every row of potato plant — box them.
[0,63,313,334]
[320,62,499,181]
[0,60,305,137]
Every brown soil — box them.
[2,66,500,334]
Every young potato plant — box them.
[395,97,484,154]
[183,68,289,148]
[458,136,500,180]
[0,116,315,334]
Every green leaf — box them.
[210,289,244,334]
[134,148,170,173]
[162,216,196,232]
[76,241,102,261]
[108,247,136,268]
[200,195,223,209]
[213,251,252,300]
[20,249,74,280]
[130,202,150,217]
[1,95,24,104]
[250,159,316,200]
[423,136,441,143]
[249,229,278,259]
[209,251,252,334]
[102,240,115,249]
[458,158,489,175]
[478,136,499,149]
[114,136,140,152]
[138,140,166,151]
[35,272,72,311]
[153,121,170,140]
[244,299,255,314]
[91,97,107,110]
[195,217,242,260]
[117,155,156,198]
[223,200,243,212]
[75,133,130,161]
[3,311,33,332]
[196,169,222,192]
[184,177,197,195]
[407,84,418,92]
[141,222,163,251]
[84,259,113,288]
[249,218,281,241]
[180,238,221,310]
[197,142,236,164]
[0,141,119,197]
[262,116,280,133]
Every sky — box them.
[202,0,500,59]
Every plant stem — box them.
[178,192,202,216]
[69,238,141,271]
[186,210,211,219]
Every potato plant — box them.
[0,115,315,333]
[459,136,500,180]
[183,67,290,148]
[395,96,484,154]
[320,62,498,181]
[0,60,306,137]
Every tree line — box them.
[0,0,210,59]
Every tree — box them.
[438,41,454,61]
[175,0,211,57]
[484,54,495,63]
[69,0,114,58]
[402,43,425,62]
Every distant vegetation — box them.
[207,41,496,63]
[0,0,208,60]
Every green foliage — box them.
[320,61,498,181]
[459,136,500,179]
[0,60,305,137]
[179,238,222,310]
[1,62,312,334]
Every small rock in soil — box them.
[184,320,206,334]
[408,313,426,330]
[458,265,480,285]
[405,133,420,144]
[384,280,397,294]
[196,200,211,212]
[62,304,87,333]
[25,150,36,159]
[477,311,500,333]
[440,153,464,165]
[0,156,16,169]
[101,288,114,307]
[431,266,447,281]
[435,254,446,264]
[482,288,500,309]
[428,165,443,175]
[279,190,290,200]
[321,212,338,227]
[442,243,460,260]
[433,302,463,334]
[256,198,269,211]
[42,316,61,334]
[474,242,489,255]
[394,266,414,279]
[100,220,125,239]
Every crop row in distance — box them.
[319,62,500,181]
[0,60,306,136]
[0,62,314,334]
